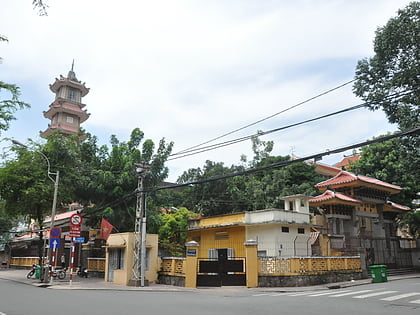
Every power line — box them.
[173,79,356,156]
[154,127,420,192]
[168,89,415,160]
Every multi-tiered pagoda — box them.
[40,63,90,138]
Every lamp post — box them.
[12,140,59,284]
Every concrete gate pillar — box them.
[244,239,258,288]
[185,241,199,288]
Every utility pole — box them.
[132,162,149,286]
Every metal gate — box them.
[197,248,246,287]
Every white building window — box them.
[66,116,74,123]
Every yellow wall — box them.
[188,226,246,258]
[197,213,245,228]
[105,233,159,286]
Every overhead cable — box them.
[173,79,356,156]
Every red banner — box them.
[100,218,114,240]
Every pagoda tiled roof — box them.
[386,201,411,211]
[309,190,362,204]
[314,171,402,191]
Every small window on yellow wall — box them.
[215,231,229,240]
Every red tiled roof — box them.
[334,154,361,169]
[315,171,402,191]
[309,190,362,204]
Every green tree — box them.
[353,2,420,130]
[0,36,30,135]
[350,135,419,207]
[158,207,197,256]
[173,136,321,216]
[398,210,420,239]
[0,135,84,263]
[80,128,173,232]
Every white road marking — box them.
[381,292,420,301]
[309,290,351,296]
[287,291,319,296]
[331,290,374,297]
[409,299,420,304]
[353,291,397,299]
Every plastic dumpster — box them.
[35,265,41,279]
[369,265,387,283]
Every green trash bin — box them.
[35,265,41,279]
[369,265,387,283]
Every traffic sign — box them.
[49,238,61,249]
[70,213,83,226]
[69,225,81,237]
[75,237,85,243]
[50,227,61,238]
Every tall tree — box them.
[350,135,418,207]
[353,1,420,130]
[172,136,321,216]
[80,128,173,232]
[352,2,419,235]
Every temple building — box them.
[309,170,411,269]
[40,62,90,138]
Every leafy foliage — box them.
[353,2,420,130]
[398,210,420,239]
[158,207,198,256]
[350,135,419,207]
[165,136,321,216]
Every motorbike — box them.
[26,264,39,279]
[77,265,88,278]
[49,266,67,280]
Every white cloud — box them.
[0,0,410,181]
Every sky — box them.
[0,0,413,182]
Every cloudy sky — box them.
[0,0,412,181]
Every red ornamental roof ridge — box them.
[309,190,362,204]
[387,201,411,211]
[44,209,80,223]
[315,171,402,191]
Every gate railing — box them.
[258,256,361,275]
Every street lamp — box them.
[12,139,59,284]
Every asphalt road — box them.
[1,278,419,315]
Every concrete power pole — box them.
[132,163,149,286]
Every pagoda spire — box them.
[67,59,78,82]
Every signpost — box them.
[49,227,61,269]
[69,214,82,285]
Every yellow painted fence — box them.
[160,257,186,276]
[160,256,361,277]
[258,256,361,275]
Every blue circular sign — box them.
[50,227,61,238]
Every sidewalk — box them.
[1,268,419,292]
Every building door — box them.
[108,248,124,282]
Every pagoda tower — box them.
[40,62,90,138]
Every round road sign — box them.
[50,227,61,238]
[70,213,83,226]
